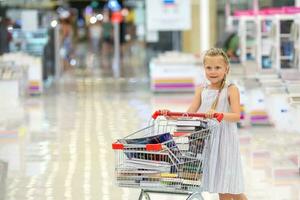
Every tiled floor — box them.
[0,48,300,200]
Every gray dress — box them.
[200,84,245,194]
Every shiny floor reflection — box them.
[0,74,299,200]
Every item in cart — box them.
[175,126,196,131]
[182,179,201,186]
[121,132,182,164]
[160,178,182,189]
[175,125,207,132]
[175,119,208,127]
[188,130,210,155]
[112,111,217,197]
[118,180,140,187]
[160,173,178,178]
[180,160,202,173]
[178,171,202,180]
[122,132,174,146]
[140,181,163,188]
[176,143,189,151]
[120,158,172,172]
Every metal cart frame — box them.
[112,110,223,200]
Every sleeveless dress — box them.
[200,84,245,194]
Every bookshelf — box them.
[268,15,296,72]
[291,14,300,72]
[0,53,43,96]
[236,16,258,64]
[234,7,300,73]
[256,15,295,72]
[257,15,274,70]
[229,13,259,75]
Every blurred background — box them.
[0,0,299,200]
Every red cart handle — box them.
[152,110,224,122]
[112,142,162,152]
[112,143,124,150]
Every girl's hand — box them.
[160,109,170,116]
[205,109,216,119]
[159,109,178,120]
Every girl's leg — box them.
[219,193,233,200]
[232,193,248,200]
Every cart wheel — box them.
[186,192,204,200]
[143,192,150,200]
[138,190,151,200]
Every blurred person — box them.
[102,10,113,46]
[217,25,240,63]
[59,18,73,71]
[101,10,113,69]
[224,32,239,63]
[0,17,11,55]
[89,21,102,53]
[43,28,55,81]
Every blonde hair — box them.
[203,47,230,66]
[203,48,230,110]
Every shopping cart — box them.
[112,110,223,200]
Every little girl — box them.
[187,48,248,200]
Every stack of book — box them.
[238,104,246,128]
[152,77,195,92]
[249,110,272,126]
[172,118,208,153]
[115,121,210,190]
[28,80,42,95]
[173,119,208,136]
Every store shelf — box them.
[149,52,204,92]
[280,33,291,38]
[264,86,287,95]
[288,94,300,106]
[0,80,19,107]
[1,53,43,96]
[280,56,293,60]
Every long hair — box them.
[203,48,230,110]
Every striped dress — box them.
[200,84,245,194]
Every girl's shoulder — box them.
[227,81,238,88]
[195,82,207,91]
[227,83,240,96]
[194,85,204,95]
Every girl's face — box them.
[204,55,228,85]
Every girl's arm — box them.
[222,84,241,122]
[187,86,202,113]
[160,87,202,119]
